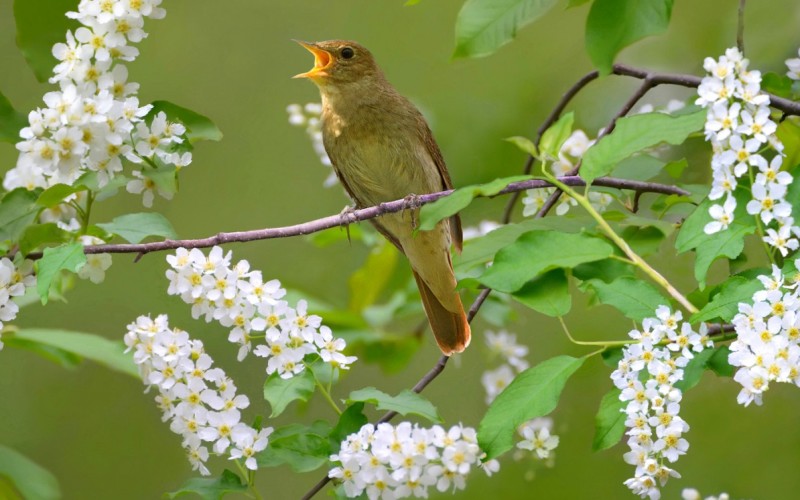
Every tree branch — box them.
[25,176,688,260]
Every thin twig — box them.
[501,70,600,223]
[737,0,746,54]
[24,176,688,260]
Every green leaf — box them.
[349,241,398,312]
[674,347,717,391]
[144,164,178,197]
[165,470,247,500]
[419,175,531,231]
[456,216,591,271]
[0,91,27,144]
[707,345,734,377]
[36,243,86,304]
[690,276,762,323]
[0,188,41,243]
[347,387,442,423]
[2,335,82,369]
[601,346,624,367]
[19,223,70,255]
[148,100,223,143]
[539,112,574,159]
[257,422,332,473]
[676,188,754,255]
[779,119,800,179]
[693,223,755,288]
[8,329,138,377]
[478,230,614,293]
[0,445,60,500]
[664,158,689,179]
[263,369,315,418]
[580,109,705,184]
[608,155,665,182]
[505,136,539,158]
[567,0,592,6]
[581,277,669,321]
[512,268,571,317]
[585,0,674,74]
[330,403,368,452]
[97,212,177,244]
[762,72,794,98]
[593,388,626,451]
[453,0,560,59]
[572,258,633,283]
[36,183,87,208]
[479,355,585,459]
[620,226,665,257]
[13,0,77,82]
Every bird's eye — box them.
[341,47,355,59]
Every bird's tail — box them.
[412,270,471,355]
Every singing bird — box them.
[294,40,470,355]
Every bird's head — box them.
[293,40,383,88]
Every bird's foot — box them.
[402,193,422,230]
[338,204,358,243]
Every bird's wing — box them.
[419,119,463,254]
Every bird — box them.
[293,39,470,355]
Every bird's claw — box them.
[339,205,358,243]
[402,193,422,230]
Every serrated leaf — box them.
[707,345,735,377]
[694,223,755,288]
[608,155,665,182]
[97,212,177,244]
[330,403,368,452]
[478,355,585,459]
[478,230,614,293]
[620,226,666,257]
[676,189,753,255]
[572,258,634,283]
[0,445,60,500]
[593,388,626,451]
[418,175,530,231]
[581,109,705,184]
[505,136,539,157]
[13,0,77,83]
[349,241,398,312]
[257,422,332,473]
[263,369,315,418]
[0,91,27,144]
[690,276,762,323]
[674,347,717,391]
[347,387,442,423]
[581,277,669,321]
[165,470,246,500]
[36,183,87,208]
[453,0,560,59]
[585,0,674,74]
[0,188,41,242]
[539,112,574,159]
[8,328,138,377]
[1,335,82,369]
[36,243,86,304]
[148,100,222,143]
[512,268,571,317]
[18,223,71,255]
[456,216,592,271]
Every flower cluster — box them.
[0,259,36,350]
[3,0,191,220]
[515,418,559,462]
[696,48,798,256]
[76,235,113,284]
[481,330,529,404]
[682,489,735,500]
[287,103,336,187]
[521,130,612,217]
[611,306,713,500]
[329,422,498,499]
[124,314,272,475]
[165,246,356,378]
[729,264,800,407]
[787,48,800,81]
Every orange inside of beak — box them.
[294,41,332,79]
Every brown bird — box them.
[294,40,470,355]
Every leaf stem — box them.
[306,363,342,416]
[546,175,698,315]
[557,316,632,347]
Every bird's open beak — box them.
[293,40,333,79]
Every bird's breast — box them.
[322,106,440,207]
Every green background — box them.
[1,0,800,498]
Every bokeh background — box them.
[2,0,800,498]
